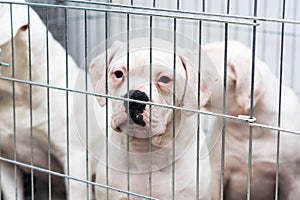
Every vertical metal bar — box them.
[220,1,230,199]
[275,0,286,199]
[84,8,89,200]
[196,1,205,199]
[148,0,155,197]
[10,3,18,200]
[126,1,133,198]
[220,38,227,200]
[126,39,130,198]
[45,6,52,200]
[105,8,109,200]
[64,7,70,200]
[148,22,153,200]
[247,0,258,199]
[0,49,2,200]
[171,21,176,200]
[0,163,3,200]
[105,2,112,199]
[172,2,179,199]
[27,5,35,200]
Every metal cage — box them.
[0,0,300,199]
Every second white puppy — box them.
[200,41,300,200]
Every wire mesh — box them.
[0,0,300,200]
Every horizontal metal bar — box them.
[0,0,259,26]
[253,16,300,25]
[69,0,300,25]
[69,0,258,25]
[238,115,256,123]
[0,157,158,200]
[0,76,255,123]
[0,62,10,67]
[250,123,300,136]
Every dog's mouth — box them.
[111,104,168,138]
[110,90,171,138]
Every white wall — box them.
[56,0,299,97]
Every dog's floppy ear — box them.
[89,41,123,107]
[179,48,199,116]
[180,48,221,116]
[227,54,266,112]
[0,3,29,46]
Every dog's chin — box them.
[111,121,166,139]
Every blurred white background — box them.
[29,0,300,97]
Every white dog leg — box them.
[61,149,89,200]
[0,162,24,200]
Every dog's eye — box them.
[114,70,124,79]
[158,76,172,84]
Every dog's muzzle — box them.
[124,90,149,127]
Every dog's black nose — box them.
[124,90,149,127]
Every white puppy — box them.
[199,41,300,200]
[0,1,88,199]
[88,39,211,200]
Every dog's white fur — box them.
[200,41,300,200]
[0,1,88,199]
[88,39,211,199]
